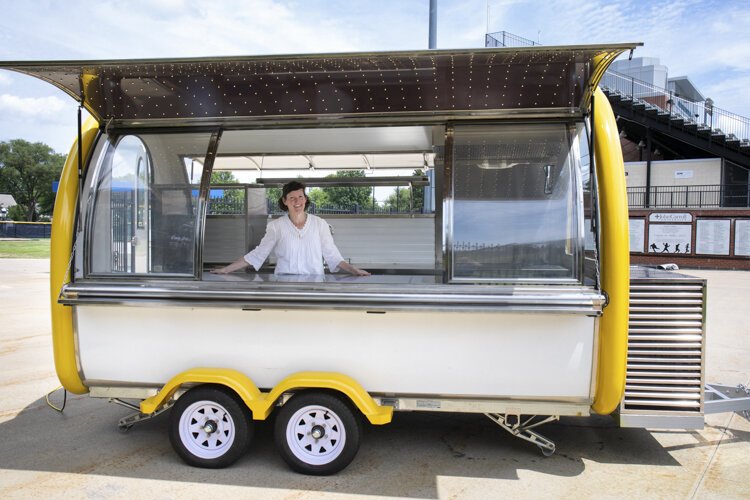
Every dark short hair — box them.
[278,180,311,212]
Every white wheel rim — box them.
[286,404,346,466]
[178,400,236,460]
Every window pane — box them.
[451,123,581,282]
[89,132,212,275]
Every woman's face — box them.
[283,188,307,216]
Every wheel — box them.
[169,385,253,468]
[274,392,361,475]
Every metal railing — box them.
[601,70,750,145]
[627,184,750,208]
[0,221,52,238]
[485,31,539,48]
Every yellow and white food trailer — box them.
[3,45,743,475]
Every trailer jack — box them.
[109,398,173,431]
[485,413,559,456]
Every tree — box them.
[208,170,243,214]
[382,169,425,213]
[307,187,328,208]
[411,168,425,211]
[0,139,65,221]
[321,170,373,211]
[383,186,412,212]
[210,170,240,184]
[266,186,282,211]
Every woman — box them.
[212,181,370,276]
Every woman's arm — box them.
[211,256,250,274]
[212,221,279,274]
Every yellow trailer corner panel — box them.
[49,117,99,395]
[591,88,630,414]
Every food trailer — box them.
[3,45,746,475]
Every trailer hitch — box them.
[704,383,750,421]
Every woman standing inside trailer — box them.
[213,180,369,276]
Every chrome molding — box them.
[60,281,605,314]
[375,396,590,417]
[195,129,223,280]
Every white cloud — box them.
[0,94,71,121]
[0,0,748,139]
[703,75,750,119]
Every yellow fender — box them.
[49,117,99,395]
[591,88,630,414]
[140,369,394,425]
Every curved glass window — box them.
[449,123,583,283]
[88,132,212,276]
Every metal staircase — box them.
[600,70,750,168]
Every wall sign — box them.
[734,220,750,257]
[649,213,693,223]
[696,219,731,255]
[648,224,692,254]
[674,170,694,179]
[629,218,645,253]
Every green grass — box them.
[0,239,51,259]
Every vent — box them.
[621,272,706,418]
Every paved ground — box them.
[0,259,748,499]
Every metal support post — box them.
[110,398,174,431]
[485,413,559,456]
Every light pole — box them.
[429,0,437,49]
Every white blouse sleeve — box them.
[318,218,345,272]
[243,220,278,271]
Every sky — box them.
[0,0,748,154]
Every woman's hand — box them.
[337,261,371,277]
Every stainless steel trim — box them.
[195,129,223,280]
[71,307,87,386]
[588,316,601,401]
[618,413,704,430]
[2,43,641,67]
[89,386,159,399]
[107,108,587,130]
[620,270,707,427]
[256,176,430,187]
[60,281,605,313]
[373,396,590,417]
[438,124,451,283]
[83,136,115,277]
[571,123,586,285]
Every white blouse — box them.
[243,214,344,275]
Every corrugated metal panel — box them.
[620,271,706,418]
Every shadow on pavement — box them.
[0,392,724,498]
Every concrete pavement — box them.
[0,259,748,499]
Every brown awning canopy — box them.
[0,45,638,126]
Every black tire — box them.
[274,391,362,475]
[169,385,253,468]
